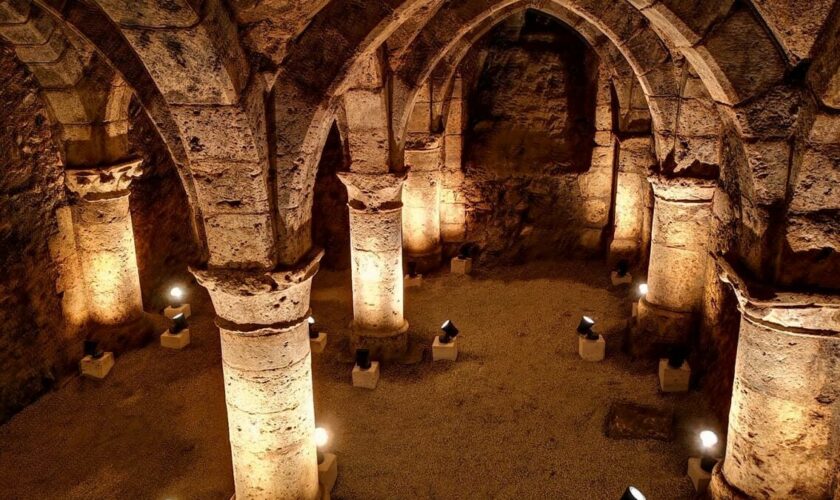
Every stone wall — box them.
[457,11,605,264]
[312,124,350,270]
[0,45,69,423]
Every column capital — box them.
[337,170,408,210]
[65,159,144,200]
[191,248,324,327]
[648,175,716,203]
[716,256,840,334]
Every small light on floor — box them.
[315,427,329,448]
[577,316,595,335]
[616,259,630,277]
[355,348,371,370]
[638,283,649,296]
[667,345,688,368]
[308,316,319,339]
[83,340,103,359]
[440,320,459,344]
[171,313,188,334]
[699,430,720,472]
[700,430,718,449]
[169,286,184,307]
[621,486,646,500]
[407,261,418,278]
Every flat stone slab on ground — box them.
[605,402,674,441]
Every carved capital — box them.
[648,175,716,203]
[65,159,144,199]
[337,170,408,210]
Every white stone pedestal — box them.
[659,359,691,392]
[80,352,114,379]
[164,303,191,319]
[352,362,380,389]
[318,453,338,493]
[310,332,328,354]
[687,457,713,493]
[432,336,458,361]
[451,257,472,275]
[404,275,423,288]
[160,329,191,350]
[578,335,605,362]
[610,271,633,286]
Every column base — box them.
[406,247,442,274]
[629,298,693,358]
[608,238,640,267]
[709,462,750,499]
[350,320,410,361]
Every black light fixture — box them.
[407,261,418,278]
[621,486,646,500]
[171,313,188,334]
[616,259,630,277]
[667,345,688,369]
[308,316,319,339]
[577,315,595,335]
[440,320,459,344]
[355,348,371,370]
[458,243,472,260]
[83,340,103,359]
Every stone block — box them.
[80,352,114,379]
[164,303,192,319]
[318,452,338,493]
[605,402,674,441]
[578,335,605,362]
[432,336,458,361]
[659,359,691,392]
[352,362,380,389]
[610,271,633,286]
[310,332,327,354]
[404,274,423,288]
[160,329,191,350]
[451,256,472,275]
[687,457,712,493]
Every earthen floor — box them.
[0,260,716,499]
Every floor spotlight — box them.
[83,340,103,360]
[638,283,649,296]
[169,286,184,307]
[577,315,595,336]
[314,426,329,463]
[171,313,188,334]
[440,320,459,344]
[621,486,646,500]
[355,349,371,370]
[699,430,719,472]
[308,316,319,340]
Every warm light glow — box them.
[582,316,594,325]
[442,320,452,329]
[638,283,649,296]
[170,286,184,300]
[314,427,329,448]
[308,316,315,324]
[628,486,646,500]
[700,430,719,449]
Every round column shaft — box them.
[193,250,324,500]
[66,160,145,329]
[339,171,409,360]
[711,269,840,499]
[403,144,442,272]
[632,177,715,357]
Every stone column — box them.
[609,137,653,266]
[338,171,410,360]
[403,139,442,272]
[710,263,840,499]
[631,177,715,356]
[193,249,324,500]
[65,160,147,334]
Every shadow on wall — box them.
[313,124,351,270]
[461,10,600,263]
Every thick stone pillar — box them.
[609,137,653,266]
[193,249,324,500]
[710,263,840,499]
[403,139,442,271]
[631,177,715,356]
[65,160,146,332]
[338,171,409,360]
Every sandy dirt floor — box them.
[0,260,719,499]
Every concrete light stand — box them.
[687,457,713,493]
[160,328,190,350]
[318,453,338,494]
[404,273,423,288]
[338,171,410,361]
[578,334,606,362]
[658,359,691,392]
[164,303,191,319]
[610,271,633,286]
[80,352,115,379]
[352,362,380,389]
[310,332,328,354]
[432,336,458,361]
[451,256,472,275]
